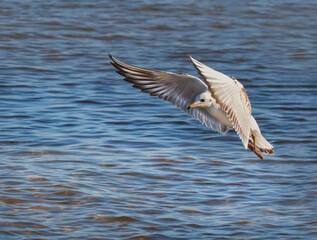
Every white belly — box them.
[207,103,233,128]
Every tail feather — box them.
[250,116,274,155]
[252,131,274,155]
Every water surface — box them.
[1,0,317,239]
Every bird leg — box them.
[248,137,263,160]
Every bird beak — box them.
[187,103,198,110]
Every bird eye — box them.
[200,99,205,102]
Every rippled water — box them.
[1,0,317,239]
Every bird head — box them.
[187,91,213,110]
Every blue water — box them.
[1,0,317,239]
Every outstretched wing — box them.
[109,54,229,134]
[190,56,252,148]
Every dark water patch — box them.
[48,199,85,205]
[49,184,73,189]
[158,218,178,223]
[0,46,21,50]
[234,220,253,225]
[0,230,15,236]
[35,33,59,39]
[0,84,34,88]
[87,215,137,223]
[17,151,69,156]
[200,199,235,205]
[271,107,317,111]
[125,235,152,240]
[179,209,201,214]
[0,140,33,145]
[185,223,205,229]
[243,159,317,164]
[100,163,120,167]
[145,25,175,31]
[26,177,49,182]
[2,114,32,119]
[5,33,29,39]
[4,66,55,73]
[59,82,81,86]
[1,222,48,229]
[95,35,138,40]
[74,100,104,105]
[259,209,288,216]
[155,158,186,164]
[54,190,82,197]
[128,234,177,240]
[0,197,28,205]
[119,172,165,180]
[133,6,164,12]
[274,139,312,144]
[210,23,231,29]
[62,34,91,39]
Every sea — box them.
[1,0,316,239]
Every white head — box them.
[187,91,213,109]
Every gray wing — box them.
[109,54,229,134]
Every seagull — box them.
[109,54,274,160]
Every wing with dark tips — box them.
[109,54,229,134]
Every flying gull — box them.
[109,54,274,160]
